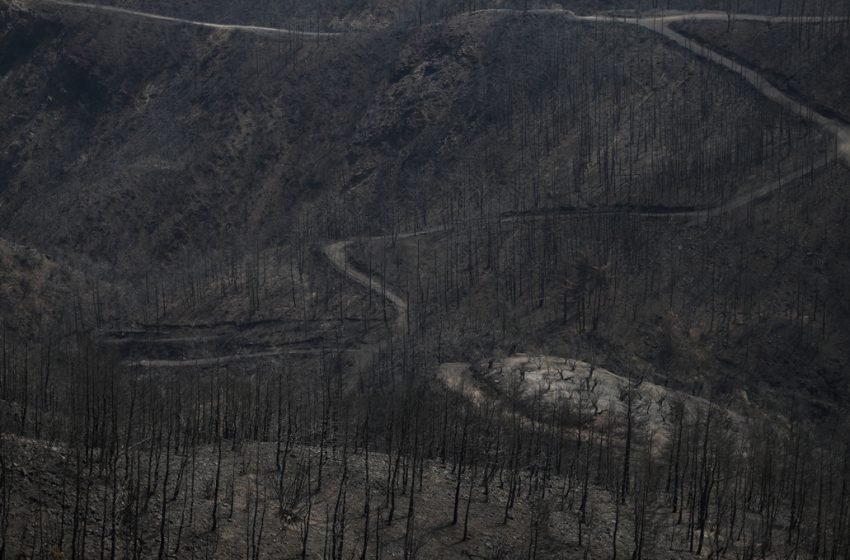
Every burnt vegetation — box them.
[1,0,850,558]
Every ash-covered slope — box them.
[1,2,825,269]
[2,0,850,421]
[674,18,850,124]
[1,1,397,265]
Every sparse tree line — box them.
[351,15,835,235]
[673,14,850,123]
[58,219,381,337]
[1,325,850,558]
[333,14,846,407]
[347,152,847,408]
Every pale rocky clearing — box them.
[439,355,744,447]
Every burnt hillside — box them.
[2,2,850,559]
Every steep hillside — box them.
[674,18,850,123]
[1,0,397,268]
[349,159,850,420]
[3,0,846,412]
[0,2,828,271]
[3,3,850,559]
[0,239,75,338]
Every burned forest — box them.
[2,0,850,558]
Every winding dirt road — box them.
[323,11,848,326]
[321,225,447,334]
[124,348,358,368]
[43,0,845,365]
[322,240,408,332]
[32,0,848,162]
[633,13,850,165]
[34,0,340,37]
[323,156,835,331]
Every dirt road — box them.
[633,14,850,166]
[45,0,843,365]
[33,0,846,162]
[34,0,340,36]
[322,240,408,333]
